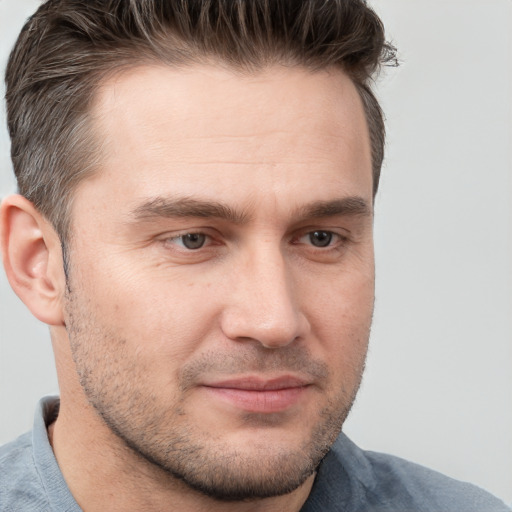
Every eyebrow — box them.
[131,196,249,224]
[130,195,371,224]
[296,197,372,221]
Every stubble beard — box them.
[64,281,367,502]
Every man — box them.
[0,1,509,511]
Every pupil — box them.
[310,231,332,247]
[182,233,206,249]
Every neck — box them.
[49,397,315,512]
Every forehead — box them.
[83,63,372,213]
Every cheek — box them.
[71,252,221,363]
[301,264,374,375]
[303,264,374,331]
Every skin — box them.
[1,64,374,511]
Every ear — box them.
[1,194,66,326]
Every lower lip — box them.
[203,386,308,413]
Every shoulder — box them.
[0,431,50,512]
[361,448,509,512]
[302,434,511,512]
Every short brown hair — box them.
[5,0,396,239]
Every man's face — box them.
[63,64,374,500]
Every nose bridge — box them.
[222,240,308,348]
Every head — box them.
[2,0,395,504]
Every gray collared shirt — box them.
[1,397,510,511]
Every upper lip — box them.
[202,375,312,391]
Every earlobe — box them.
[0,194,66,326]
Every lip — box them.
[201,375,312,413]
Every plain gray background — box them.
[1,0,511,505]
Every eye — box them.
[293,229,348,250]
[171,233,208,250]
[307,230,334,248]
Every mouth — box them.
[201,375,312,413]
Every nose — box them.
[220,246,310,349]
